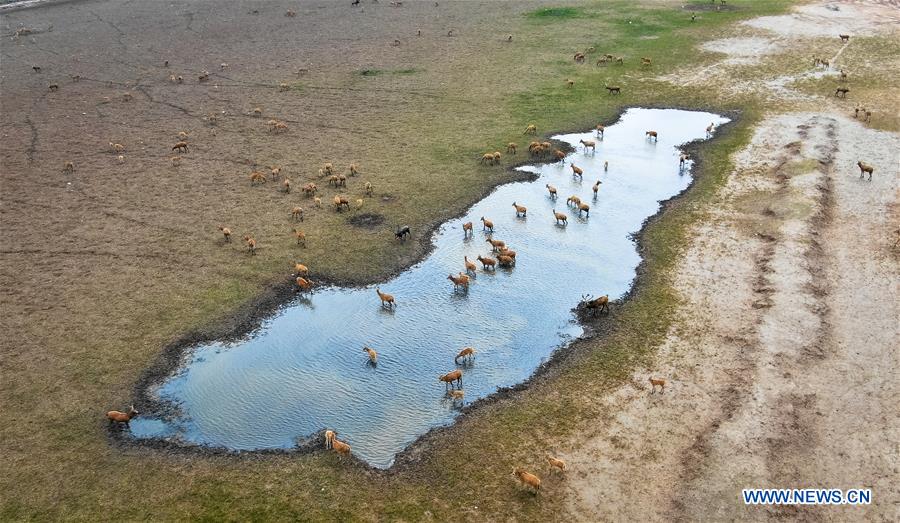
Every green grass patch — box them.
[526,7,584,20]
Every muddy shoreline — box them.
[117,105,741,475]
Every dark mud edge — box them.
[115,106,742,474]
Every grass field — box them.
[2,0,897,520]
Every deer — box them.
[480,216,494,232]
[596,124,605,137]
[554,149,566,163]
[679,153,689,169]
[512,202,527,217]
[571,164,584,178]
[106,405,138,425]
[395,225,411,241]
[296,277,313,292]
[476,255,496,270]
[497,247,516,259]
[376,288,395,308]
[581,294,609,314]
[293,229,307,246]
[331,438,351,456]
[579,139,596,152]
[507,143,517,154]
[546,184,558,198]
[547,457,566,473]
[63,161,75,173]
[455,347,475,364]
[592,180,602,196]
[524,124,537,135]
[324,430,336,449]
[578,202,590,217]
[605,85,621,95]
[218,225,232,242]
[464,256,477,275]
[486,238,506,251]
[291,207,304,221]
[333,196,351,211]
[439,369,462,389]
[243,235,257,254]
[363,346,378,365]
[513,468,541,494]
[462,222,474,237]
[649,377,666,393]
[448,272,469,291]
[554,210,568,225]
[706,122,715,137]
[839,34,850,42]
[857,161,874,181]
[302,183,318,197]
[835,87,849,98]
[250,172,267,185]
[646,130,658,141]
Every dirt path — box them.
[560,112,898,523]
[559,2,899,520]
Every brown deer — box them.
[513,468,541,494]
[106,405,138,425]
[376,288,395,308]
[439,369,463,388]
[447,273,470,291]
[857,161,874,181]
[581,294,609,314]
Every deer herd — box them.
[94,12,883,500]
[108,115,701,477]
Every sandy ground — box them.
[560,2,900,521]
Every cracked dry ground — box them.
[559,113,899,521]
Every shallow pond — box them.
[130,108,729,468]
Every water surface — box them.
[131,108,729,467]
